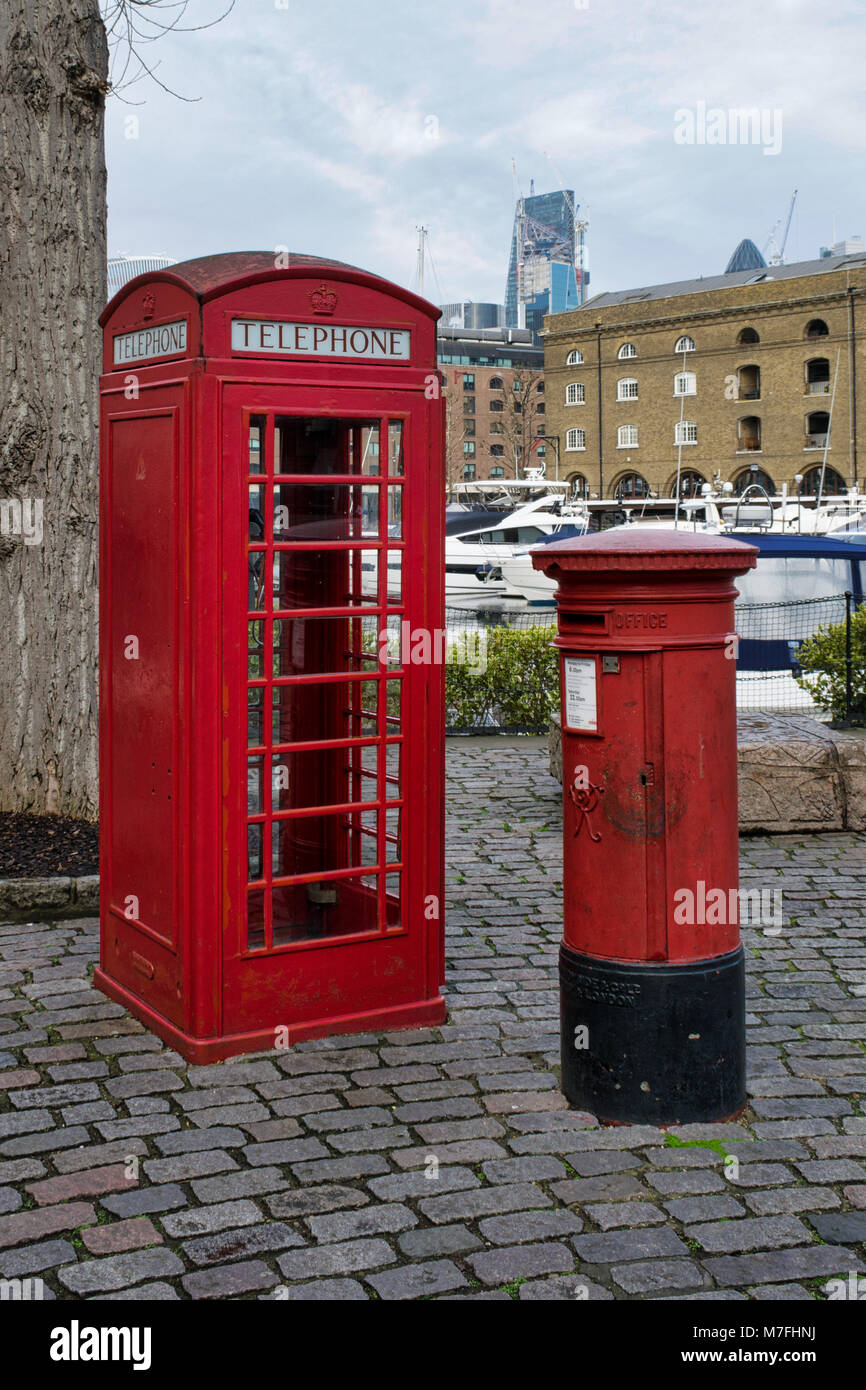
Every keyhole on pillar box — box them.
[639,764,655,787]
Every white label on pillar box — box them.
[231,320,411,360]
[113,320,187,365]
[563,656,598,732]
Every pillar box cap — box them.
[531,528,758,585]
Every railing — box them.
[805,434,829,448]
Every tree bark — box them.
[0,0,107,818]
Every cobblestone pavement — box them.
[1,739,865,1301]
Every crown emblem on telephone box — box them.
[309,283,338,315]
[142,291,156,321]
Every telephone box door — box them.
[220,385,443,1038]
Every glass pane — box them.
[274,417,380,476]
[273,483,379,542]
[273,549,378,611]
[249,416,265,474]
[271,616,385,678]
[272,875,379,945]
[385,872,401,928]
[249,485,266,541]
[272,809,378,881]
[247,889,266,950]
[249,550,266,612]
[388,421,404,476]
[387,487,403,539]
[247,755,264,814]
[384,550,402,602]
[248,686,264,746]
[247,823,263,880]
[270,745,378,814]
[248,621,264,678]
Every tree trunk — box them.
[0,0,107,818]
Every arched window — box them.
[565,382,585,405]
[737,326,760,345]
[805,411,830,448]
[737,416,762,452]
[616,377,638,401]
[674,370,696,397]
[805,318,829,338]
[569,473,590,499]
[671,470,706,499]
[488,376,504,389]
[565,428,586,451]
[800,465,846,495]
[805,358,830,395]
[566,349,583,365]
[617,342,637,359]
[617,424,639,448]
[733,468,775,496]
[675,335,695,353]
[614,472,649,500]
[674,420,697,446]
[738,364,760,400]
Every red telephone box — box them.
[95,252,446,1062]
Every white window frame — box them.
[617,377,639,401]
[674,371,697,397]
[617,424,639,449]
[565,382,585,406]
[617,342,637,360]
[675,420,698,446]
[565,428,586,452]
[566,349,584,365]
[675,335,695,353]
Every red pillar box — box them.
[531,531,757,1124]
[95,252,446,1062]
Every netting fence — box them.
[444,593,865,733]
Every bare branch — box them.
[100,0,236,100]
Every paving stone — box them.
[573,1227,688,1264]
[100,1281,181,1301]
[272,1278,368,1301]
[809,1211,866,1244]
[480,1155,566,1184]
[59,1248,185,1295]
[397,1224,483,1259]
[366,1260,468,1300]
[152,1127,246,1155]
[612,1258,706,1295]
[418,1181,554,1225]
[0,1201,96,1249]
[645,1170,725,1196]
[0,1238,77,1276]
[291,1155,390,1184]
[685,1214,810,1253]
[663,1195,746,1223]
[190,1167,292,1203]
[478,1210,583,1244]
[795,1159,866,1182]
[182,1260,276,1299]
[518,1275,614,1301]
[306,1204,417,1244]
[277,1238,397,1279]
[182,1222,305,1266]
[749,1283,815,1300]
[703,1245,864,1286]
[564,1150,641,1177]
[744,1187,841,1216]
[468,1242,573,1286]
[550,1174,648,1205]
[51,1138,149,1174]
[81,1218,161,1255]
[101,1184,188,1218]
[161,1200,263,1238]
[366,1168,478,1202]
[25,1164,140,1206]
[583,1202,666,1231]
[267,1186,370,1219]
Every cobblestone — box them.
[0,742,864,1301]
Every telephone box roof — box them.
[101,250,440,322]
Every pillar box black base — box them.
[560,943,747,1125]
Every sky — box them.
[104,0,866,306]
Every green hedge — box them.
[446,625,559,732]
[794,605,866,721]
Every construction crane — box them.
[763,189,798,266]
[543,150,589,303]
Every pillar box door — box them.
[96,252,446,1062]
[531,530,758,1124]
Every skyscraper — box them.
[504,189,587,340]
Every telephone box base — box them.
[93,967,446,1064]
[559,944,746,1126]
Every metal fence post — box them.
[845,590,853,723]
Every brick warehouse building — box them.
[543,252,866,500]
[437,325,546,492]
